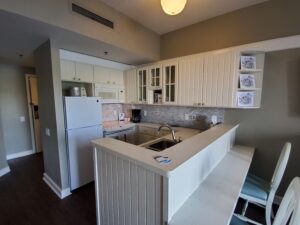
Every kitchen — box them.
[0,2,297,225]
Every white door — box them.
[67,125,103,190]
[26,75,42,153]
[64,97,102,129]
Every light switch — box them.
[45,128,51,136]
[20,116,25,122]
[143,110,147,116]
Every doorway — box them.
[25,74,42,153]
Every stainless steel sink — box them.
[146,139,180,152]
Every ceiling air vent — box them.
[72,3,114,29]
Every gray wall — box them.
[34,40,69,190]
[225,48,300,195]
[0,65,33,157]
[0,109,8,170]
[161,0,300,59]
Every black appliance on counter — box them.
[131,109,141,123]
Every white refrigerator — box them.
[64,97,103,191]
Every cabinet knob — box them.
[202,103,205,106]
[107,81,110,84]
[73,77,76,80]
[78,78,81,81]
[113,82,116,84]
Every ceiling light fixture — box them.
[161,0,187,16]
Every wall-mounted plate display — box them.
[240,74,255,89]
[237,91,254,107]
[241,56,256,70]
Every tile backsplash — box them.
[102,104,123,121]
[104,103,224,130]
[127,104,224,130]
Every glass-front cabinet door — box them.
[149,65,162,89]
[163,61,178,104]
[138,68,148,103]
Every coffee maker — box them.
[131,109,141,123]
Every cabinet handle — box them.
[202,103,205,106]
[78,78,81,81]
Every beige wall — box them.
[0,0,160,62]
[225,48,300,195]
[161,0,300,59]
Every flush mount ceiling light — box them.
[161,0,187,16]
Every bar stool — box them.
[234,142,291,225]
[231,176,300,225]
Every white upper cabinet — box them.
[124,69,137,104]
[75,63,94,83]
[148,65,162,89]
[94,66,124,86]
[178,55,204,106]
[178,50,237,107]
[137,68,148,103]
[163,60,178,104]
[93,66,110,84]
[60,60,93,83]
[202,50,236,107]
[60,60,76,81]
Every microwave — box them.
[94,83,125,103]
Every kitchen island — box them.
[92,123,254,225]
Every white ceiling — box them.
[100,0,268,34]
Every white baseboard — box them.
[274,195,283,205]
[43,173,71,199]
[6,149,35,160]
[0,166,10,177]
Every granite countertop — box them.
[93,122,238,177]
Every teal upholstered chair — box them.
[234,142,291,225]
[231,176,300,225]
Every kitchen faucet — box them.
[157,123,180,143]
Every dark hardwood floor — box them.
[0,153,96,225]
[0,153,270,225]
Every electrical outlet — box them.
[45,128,51,136]
[189,115,197,120]
[184,114,189,120]
[20,116,25,122]
[113,110,117,116]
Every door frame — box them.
[25,74,37,153]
